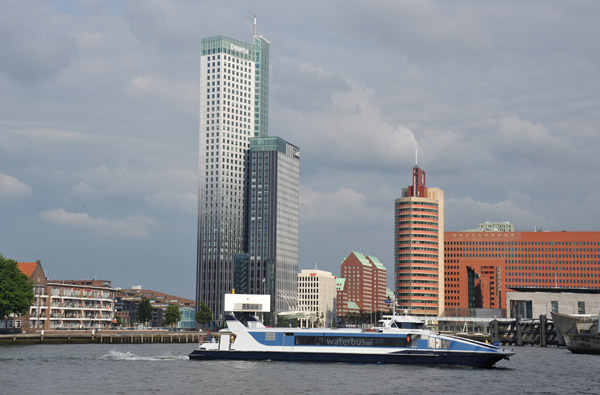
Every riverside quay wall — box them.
[0,330,213,345]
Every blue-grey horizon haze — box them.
[1,1,599,299]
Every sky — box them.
[1,0,599,299]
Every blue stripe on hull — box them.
[188,350,507,368]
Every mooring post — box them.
[515,316,522,346]
[491,320,499,343]
[540,314,547,347]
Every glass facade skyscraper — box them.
[247,137,300,322]
[196,33,270,319]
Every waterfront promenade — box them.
[0,330,206,345]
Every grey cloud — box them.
[1,0,599,299]
[272,59,351,113]
[488,116,593,167]
[0,2,77,84]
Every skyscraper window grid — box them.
[248,137,299,320]
[197,34,269,320]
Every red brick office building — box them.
[444,230,600,316]
[337,252,387,317]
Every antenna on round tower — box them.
[253,15,257,36]
[415,148,418,167]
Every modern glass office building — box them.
[247,137,300,322]
[196,33,270,319]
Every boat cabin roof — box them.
[379,315,426,330]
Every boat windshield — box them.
[379,316,426,330]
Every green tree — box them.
[138,298,153,326]
[195,302,212,327]
[0,254,35,320]
[277,315,298,328]
[165,304,181,327]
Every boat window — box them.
[399,322,425,329]
[295,336,409,348]
[409,334,420,348]
[390,322,398,328]
[428,337,450,349]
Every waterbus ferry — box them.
[189,314,513,368]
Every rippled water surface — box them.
[1,344,599,394]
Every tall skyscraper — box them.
[247,137,300,321]
[197,30,270,319]
[394,165,444,316]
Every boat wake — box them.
[99,350,187,361]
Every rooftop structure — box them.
[477,222,515,232]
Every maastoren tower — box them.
[197,30,270,319]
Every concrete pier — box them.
[0,331,207,345]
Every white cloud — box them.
[489,116,582,166]
[70,182,101,196]
[0,173,33,197]
[144,190,197,213]
[39,208,154,238]
[276,76,419,169]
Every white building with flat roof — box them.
[298,269,337,328]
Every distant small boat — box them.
[551,311,600,354]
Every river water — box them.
[1,343,598,394]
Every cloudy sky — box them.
[1,0,599,299]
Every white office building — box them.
[196,31,270,320]
[298,269,337,328]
